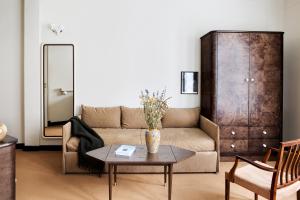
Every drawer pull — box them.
[263,130,267,135]
[262,144,267,148]
[230,144,235,148]
[231,131,236,135]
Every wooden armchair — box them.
[225,139,300,200]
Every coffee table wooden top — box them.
[86,145,195,165]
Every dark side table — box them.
[0,135,18,200]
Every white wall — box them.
[39,0,284,113]
[24,0,62,145]
[283,0,300,140]
[0,0,291,145]
[0,0,24,142]
[24,0,44,145]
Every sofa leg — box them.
[297,190,300,200]
[225,179,230,200]
[254,193,258,200]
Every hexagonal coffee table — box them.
[86,145,195,200]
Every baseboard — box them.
[48,120,68,126]
[220,154,277,162]
[16,143,62,151]
[16,143,24,149]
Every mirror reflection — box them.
[43,44,74,137]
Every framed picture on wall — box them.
[181,71,198,94]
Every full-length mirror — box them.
[43,44,74,137]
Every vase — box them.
[0,122,7,142]
[145,129,160,153]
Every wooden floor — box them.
[16,151,297,200]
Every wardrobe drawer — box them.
[220,126,248,139]
[249,127,280,139]
[248,139,280,154]
[220,139,248,153]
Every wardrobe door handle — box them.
[250,78,255,82]
[230,144,235,149]
[231,131,236,135]
[263,130,267,135]
[245,78,249,82]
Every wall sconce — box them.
[49,24,64,35]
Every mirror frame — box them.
[42,44,75,138]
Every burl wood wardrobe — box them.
[200,31,283,159]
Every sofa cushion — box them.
[162,108,200,128]
[142,128,215,152]
[93,128,142,145]
[66,128,142,152]
[81,105,121,128]
[121,107,148,129]
[67,128,214,152]
[121,107,162,129]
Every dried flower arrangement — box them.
[140,89,171,130]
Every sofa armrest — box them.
[200,115,219,143]
[63,122,71,152]
[62,122,71,173]
[62,116,81,151]
[200,115,220,172]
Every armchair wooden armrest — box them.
[227,155,277,182]
[236,156,276,172]
[262,147,280,163]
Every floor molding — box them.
[16,143,62,151]
[16,143,24,149]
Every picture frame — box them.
[181,71,199,94]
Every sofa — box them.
[62,106,220,173]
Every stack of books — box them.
[115,145,136,157]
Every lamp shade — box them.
[0,122,7,141]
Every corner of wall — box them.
[24,0,41,146]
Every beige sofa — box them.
[63,106,220,174]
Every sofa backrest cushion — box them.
[81,105,121,128]
[121,107,162,129]
[162,108,200,128]
[121,107,147,129]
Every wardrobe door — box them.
[249,33,283,126]
[216,33,250,126]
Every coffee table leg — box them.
[108,164,113,200]
[114,165,117,186]
[168,164,173,200]
[164,165,167,186]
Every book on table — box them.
[115,145,136,157]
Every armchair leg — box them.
[254,193,258,200]
[225,179,230,200]
[297,190,300,200]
